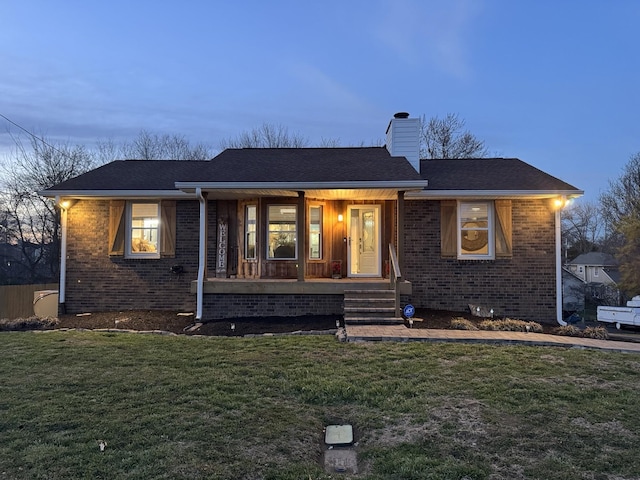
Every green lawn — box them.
[1,331,639,479]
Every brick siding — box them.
[64,199,204,313]
[202,294,343,320]
[404,199,557,322]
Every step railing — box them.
[389,243,402,318]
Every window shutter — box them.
[440,200,457,258]
[495,199,512,257]
[160,200,176,257]
[109,200,125,256]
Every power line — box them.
[0,112,70,157]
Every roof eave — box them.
[39,190,197,199]
[174,180,429,191]
[406,189,584,199]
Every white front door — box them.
[347,205,381,277]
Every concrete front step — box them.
[344,289,400,325]
[344,289,394,297]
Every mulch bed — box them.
[56,311,341,336]
[54,308,558,336]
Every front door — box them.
[347,205,381,277]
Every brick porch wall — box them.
[202,294,343,320]
[404,199,557,322]
[63,199,207,313]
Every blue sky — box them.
[1,0,639,202]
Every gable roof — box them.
[568,252,618,266]
[411,158,582,199]
[40,149,582,201]
[41,147,429,200]
[185,147,423,183]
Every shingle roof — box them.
[420,158,581,192]
[184,147,423,183]
[44,160,209,191]
[568,252,618,266]
[42,147,423,194]
[41,150,582,197]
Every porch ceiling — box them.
[189,188,406,200]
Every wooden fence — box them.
[0,284,59,320]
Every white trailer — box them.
[597,296,640,330]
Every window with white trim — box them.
[309,205,322,259]
[458,201,494,259]
[267,205,297,259]
[245,205,257,259]
[127,202,160,258]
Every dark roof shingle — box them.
[420,158,580,192]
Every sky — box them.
[1,0,639,202]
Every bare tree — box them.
[98,130,214,162]
[600,152,640,226]
[561,200,605,259]
[1,134,96,283]
[420,113,488,159]
[219,123,309,149]
[599,151,640,294]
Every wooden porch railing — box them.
[389,243,402,318]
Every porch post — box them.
[397,191,405,273]
[297,191,305,281]
[196,189,208,320]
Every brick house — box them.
[41,113,582,324]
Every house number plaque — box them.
[216,219,227,278]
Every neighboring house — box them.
[562,267,586,313]
[566,252,622,306]
[566,252,618,285]
[41,113,583,324]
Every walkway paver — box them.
[345,324,640,354]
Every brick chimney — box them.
[385,112,420,172]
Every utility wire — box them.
[0,112,70,158]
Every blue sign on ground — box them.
[403,304,415,318]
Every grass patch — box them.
[1,331,639,478]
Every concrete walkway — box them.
[345,324,640,354]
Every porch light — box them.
[337,214,344,222]
[57,198,77,210]
[551,196,568,210]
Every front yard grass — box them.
[1,331,639,479]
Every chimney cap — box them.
[394,112,410,119]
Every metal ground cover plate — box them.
[325,424,353,445]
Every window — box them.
[109,200,176,258]
[594,267,599,277]
[245,205,257,259]
[441,200,511,259]
[458,202,493,259]
[268,205,297,259]
[127,202,160,258]
[309,205,322,259]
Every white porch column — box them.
[397,191,405,274]
[196,189,208,320]
[297,191,305,282]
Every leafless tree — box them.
[599,152,640,294]
[561,200,605,258]
[97,130,214,162]
[420,113,488,159]
[600,152,640,226]
[219,123,309,149]
[1,134,96,283]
